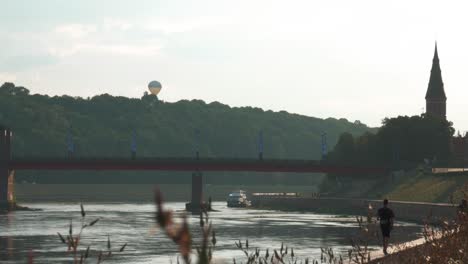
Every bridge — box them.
[0,128,389,212]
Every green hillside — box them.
[0,82,374,184]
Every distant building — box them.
[452,133,468,163]
[426,44,468,163]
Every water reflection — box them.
[0,202,423,263]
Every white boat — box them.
[227,190,251,207]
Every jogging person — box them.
[377,199,394,255]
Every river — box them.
[0,202,422,263]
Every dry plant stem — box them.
[155,188,192,263]
[56,203,126,264]
[155,188,218,264]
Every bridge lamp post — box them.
[462,135,466,172]
[258,130,264,160]
[194,129,200,160]
[66,127,74,158]
[130,129,136,160]
[321,133,327,160]
[392,144,400,171]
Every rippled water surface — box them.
[0,202,422,263]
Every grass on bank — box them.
[320,168,468,204]
[385,175,457,203]
[384,171,468,203]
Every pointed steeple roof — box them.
[433,42,439,61]
[425,42,446,100]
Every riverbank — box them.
[320,169,468,203]
[368,212,468,263]
[0,202,36,213]
[14,183,319,202]
[251,196,456,223]
[385,172,468,203]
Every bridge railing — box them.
[10,156,324,164]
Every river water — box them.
[0,202,422,263]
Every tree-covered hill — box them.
[0,82,374,184]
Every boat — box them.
[227,190,251,207]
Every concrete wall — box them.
[251,196,457,223]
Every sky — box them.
[1,0,468,131]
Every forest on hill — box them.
[0,82,373,184]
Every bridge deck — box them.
[8,158,387,173]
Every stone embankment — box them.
[0,202,34,213]
[251,196,456,223]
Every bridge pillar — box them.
[0,128,13,210]
[0,164,8,209]
[191,171,203,207]
[8,170,15,204]
[185,171,204,213]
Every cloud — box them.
[0,55,58,71]
[142,16,232,34]
[48,22,163,57]
[55,24,97,39]
[0,72,17,82]
[3,15,228,63]
[143,20,204,34]
[48,43,162,57]
[103,18,133,32]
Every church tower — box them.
[425,43,447,120]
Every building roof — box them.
[425,43,447,100]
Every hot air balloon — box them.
[148,80,162,96]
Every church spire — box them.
[425,42,447,119]
[426,42,446,100]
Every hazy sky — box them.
[1,0,468,131]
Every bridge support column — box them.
[0,162,8,209]
[0,128,13,210]
[185,171,204,213]
[8,170,15,204]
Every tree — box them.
[328,115,455,169]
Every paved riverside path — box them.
[432,167,468,173]
[366,236,427,263]
[367,229,456,264]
